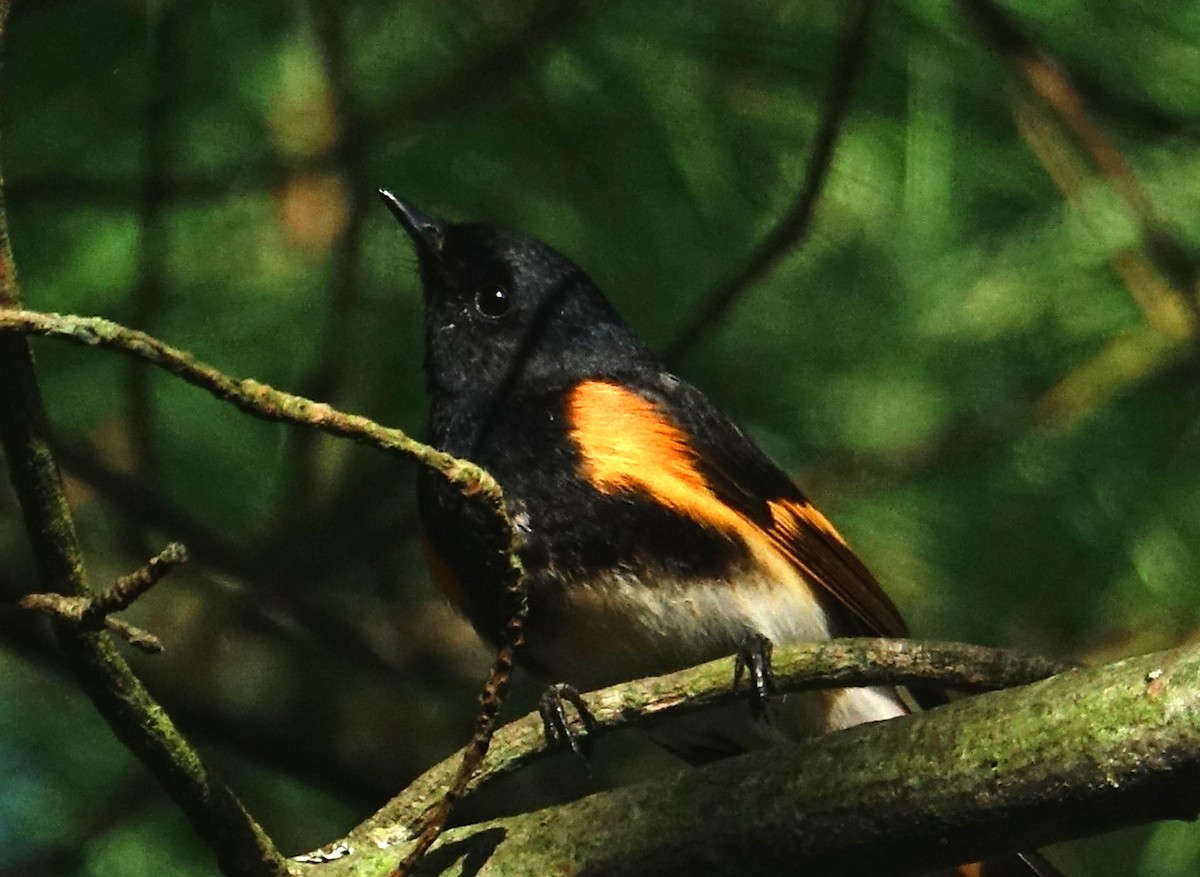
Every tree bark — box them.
[311,645,1200,877]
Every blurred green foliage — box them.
[1,0,1198,874]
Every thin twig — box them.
[389,532,530,877]
[665,0,878,361]
[18,593,164,653]
[19,542,188,654]
[342,637,1070,853]
[0,46,287,873]
[0,305,528,876]
[86,541,189,620]
[0,308,502,503]
[18,537,189,657]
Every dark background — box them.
[1,1,1198,874]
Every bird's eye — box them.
[475,283,510,319]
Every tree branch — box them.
[17,541,189,653]
[300,644,1200,877]
[0,305,528,874]
[665,0,877,361]
[0,308,500,502]
[0,41,287,876]
[332,637,1070,854]
[957,0,1199,322]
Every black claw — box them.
[733,632,777,719]
[538,682,596,759]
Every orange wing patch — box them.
[567,380,812,590]
[766,496,907,636]
[568,380,732,526]
[567,379,906,637]
[764,497,850,584]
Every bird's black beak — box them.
[378,189,445,255]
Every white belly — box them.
[524,568,907,759]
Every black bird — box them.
[380,190,1063,877]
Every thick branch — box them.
[302,645,1200,877]
[342,637,1069,851]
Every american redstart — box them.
[379,190,1064,877]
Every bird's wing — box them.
[567,377,908,638]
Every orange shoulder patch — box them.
[567,380,707,501]
[567,380,794,574]
[566,379,904,636]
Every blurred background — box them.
[1,0,1198,874]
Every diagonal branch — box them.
[0,308,500,502]
[665,0,878,361]
[0,305,527,877]
[18,542,188,654]
[957,0,1199,320]
[0,27,286,875]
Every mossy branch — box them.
[0,308,499,501]
[0,154,289,877]
[0,306,528,873]
[299,644,1200,877]
[341,637,1070,851]
[18,541,190,653]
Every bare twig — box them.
[19,593,163,653]
[18,542,188,653]
[0,308,501,502]
[0,58,287,877]
[0,6,285,859]
[0,305,528,877]
[665,0,878,361]
[388,527,531,876]
[88,541,189,619]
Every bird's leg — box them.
[733,631,777,719]
[538,682,596,759]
